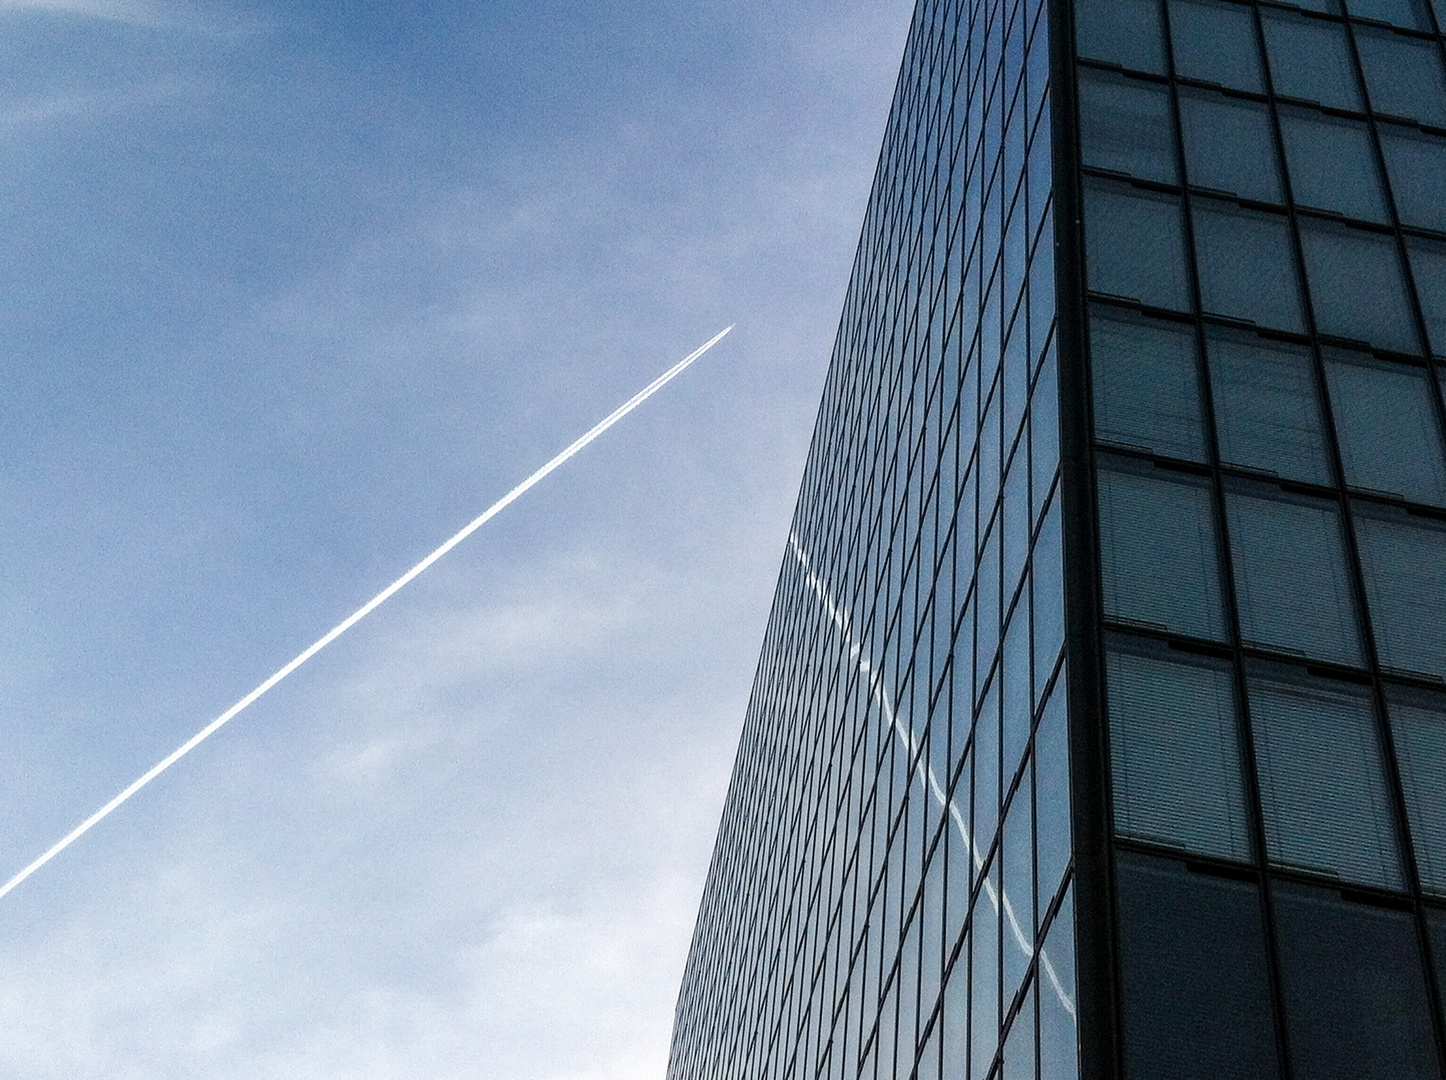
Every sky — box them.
[0,0,915,1076]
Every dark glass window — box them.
[1273,884,1442,1080]
[1354,505,1446,681]
[1178,89,1283,203]
[1279,107,1390,223]
[1192,200,1306,331]
[1355,26,1446,128]
[1261,10,1364,112]
[1345,0,1435,28]
[1168,0,1266,92]
[1386,688,1446,897]
[1323,350,1446,505]
[1205,329,1333,484]
[1037,886,1079,1080]
[1247,666,1403,888]
[1079,69,1178,184]
[1106,637,1253,860]
[1083,179,1191,310]
[1116,853,1281,1080]
[1430,909,1446,1025]
[1074,0,1167,73]
[1408,236,1446,358]
[1224,484,1363,665]
[1098,459,1227,640]
[1379,125,1446,235]
[1299,219,1422,354]
[1088,304,1207,460]
[1034,682,1072,900]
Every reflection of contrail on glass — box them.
[0,325,733,904]
[787,532,1076,1019]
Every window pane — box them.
[1356,26,1446,127]
[1206,329,1333,484]
[1408,236,1446,358]
[1074,0,1166,73]
[1106,638,1253,860]
[1379,125,1446,235]
[1324,350,1446,505]
[1225,485,1363,665]
[1168,0,1265,92]
[1083,179,1191,310]
[1299,219,1421,354]
[1431,909,1446,1028]
[1279,107,1389,223]
[1098,459,1227,639]
[1345,0,1435,28]
[1088,304,1207,460]
[1273,884,1441,1080]
[1034,680,1071,901]
[1116,854,1281,1080]
[1192,200,1305,331]
[1248,667,1403,888]
[1178,89,1283,204]
[1387,689,1446,897]
[1354,505,1446,681]
[1038,885,1079,1080]
[1078,68,1177,184]
[1261,10,1363,112]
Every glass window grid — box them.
[1071,0,1446,1069]
[668,0,1073,1076]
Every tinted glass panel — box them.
[1034,682,1071,900]
[1273,884,1442,1080]
[1089,305,1207,460]
[1178,90,1283,203]
[1078,69,1178,183]
[1408,236,1446,357]
[1379,125,1446,235]
[1248,667,1403,888]
[1206,329,1333,484]
[1356,27,1446,127]
[1106,638,1253,860]
[1279,107,1389,223]
[1168,0,1265,92]
[1225,485,1362,664]
[1084,180,1191,310]
[1074,0,1167,73]
[1387,689,1446,897]
[1299,219,1421,354]
[1354,506,1446,681]
[1038,886,1079,1080]
[1345,0,1435,28]
[1324,351,1446,505]
[1261,10,1363,111]
[1431,909,1446,1025]
[1116,853,1280,1080]
[1098,460,1227,640]
[1193,201,1305,331]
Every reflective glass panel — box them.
[1273,884,1442,1079]
[1097,459,1227,639]
[1083,179,1191,310]
[1299,219,1421,354]
[1193,199,1305,331]
[1178,89,1283,203]
[1224,485,1363,665]
[1379,125,1446,235]
[1116,853,1281,1080]
[1247,666,1403,888]
[1323,350,1446,505]
[1355,26,1446,127]
[1387,688,1446,897]
[1106,637,1253,860]
[1354,505,1446,681]
[1279,107,1389,223]
[1168,0,1266,92]
[1408,236,1446,358]
[1038,886,1079,1080]
[1345,0,1434,29]
[1078,68,1178,183]
[1205,329,1333,484]
[1261,10,1364,112]
[1074,0,1167,73]
[1088,304,1207,460]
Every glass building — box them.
[668,0,1446,1077]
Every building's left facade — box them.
[665,0,1074,1077]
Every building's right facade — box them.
[670,0,1446,1077]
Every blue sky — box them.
[0,1,912,1074]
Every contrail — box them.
[0,325,733,904]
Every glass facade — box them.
[670,0,1446,1075]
